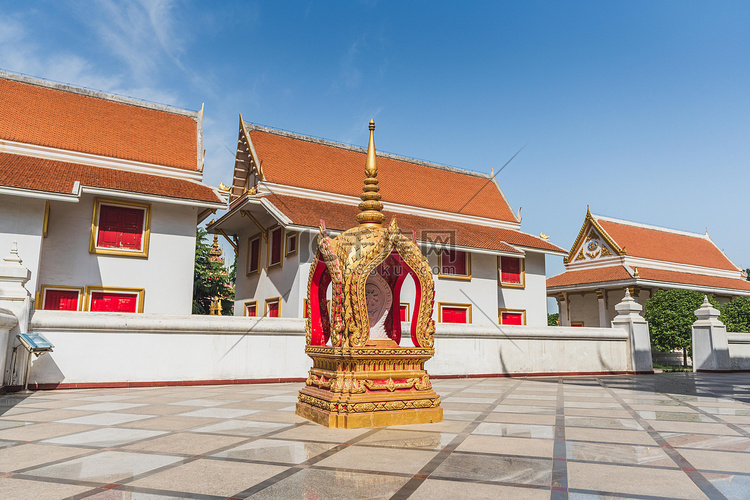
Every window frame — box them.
[244,300,258,317]
[498,255,525,288]
[246,234,262,275]
[437,302,472,323]
[89,198,151,258]
[437,249,472,280]
[285,231,298,257]
[498,308,526,325]
[84,286,145,313]
[265,297,282,317]
[267,226,284,269]
[400,302,411,322]
[571,321,585,327]
[39,285,84,311]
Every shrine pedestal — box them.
[296,345,442,429]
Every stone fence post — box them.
[611,289,653,373]
[691,297,730,372]
[0,243,33,386]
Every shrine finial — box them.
[356,120,385,226]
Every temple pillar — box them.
[596,289,608,327]
[692,297,730,372]
[556,293,569,326]
[611,289,653,373]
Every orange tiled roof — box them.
[635,267,750,292]
[260,193,563,254]
[546,265,750,293]
[248,128,518,222]
[0,76,199,171]
[596,219,738,271]
[547,266,633,288]
[0,153,222,204]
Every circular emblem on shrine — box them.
[365,273,392,340]
[587,240,599,252]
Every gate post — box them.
[692,297,730,372]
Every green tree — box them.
[547,313,559,326]
[719,297,750,333]
[644,289,719,362]
[192,228,235,315]
[745,268,750,281]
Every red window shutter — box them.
[97,205,144,250]
[249,238,260,272]
[501,312,523,325]
[246,304,257,317]
[501,257,522,284]
[267,301,279,317]
[399,304,408,322]
[270,229,282,265]
[442,307,467,323]
[441,250,467,275]
[91,292,138,313]
[287,235,297,254]
[44,290,79,311]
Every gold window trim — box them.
[285,231,298,257]
[437,302,472,323]
[42,201,50,238]
[437,250,472,280]
[84,286,145,313]
[498,308,527,325]
[265,296,282,317]
[89,198,151,258]
[266,225,284,270]
[38,285,84,311]
[246,234,262,276]
[498,256,525,289]
[244,300,258,316]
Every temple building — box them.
[547,209,750,327]
[0,72,226,314]
[208,118,565,328]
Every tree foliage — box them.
[192,228,235,315]
[719,297,750,333]
[644,289,718,356]
[547,313,559,326]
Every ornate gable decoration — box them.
[229,115,264,202]
[564,208,624,264]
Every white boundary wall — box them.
[728,333,750,371]
[22,311,633,387]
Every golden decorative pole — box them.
[355,120,385,227]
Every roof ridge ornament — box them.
[355,120,385,227]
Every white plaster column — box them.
[691,296,730,372]
[556,293,569,326]
[596,289,608,327]
[611,289,653,373]
[0,243,33,386]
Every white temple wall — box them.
[568,292,600,327]
[499,252,547,326]
[22,311,635,387]
[727,333,750,371]
[0,195,45,296]
[37,195,196,314]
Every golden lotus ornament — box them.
[296,121,442,428]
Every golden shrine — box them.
[295,120,442,428]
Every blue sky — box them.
[2,1,749,298]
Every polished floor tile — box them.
[455,434,554,457]
[44,427,167,447]
[0,476,92,500]
[58,412,153,426]
[317,444,438,474]
[409,478,549,500]
[191,419,290,437]
[357,429,456,450]
[26,450,183,483]
[432,453,552,485]
[248,468,410,499]
[122,431,247,455]
[213,438,336,464]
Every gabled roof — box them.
[236,123,519,223]
[595,217,738,271]
[546,265,750,293]
[0,153,223,205]
[239,193,563,254]
[0,72,200,171]
[565,209,739,272]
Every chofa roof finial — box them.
[356,120,385,227]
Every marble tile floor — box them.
[0,373,749,499]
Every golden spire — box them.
[356,120,385,226]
